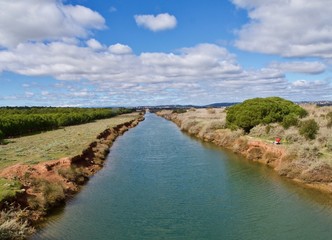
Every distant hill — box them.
[136,102,238,110]
[136,100,332,110]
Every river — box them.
[33,113,332,240]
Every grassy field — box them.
[0,113,140,170]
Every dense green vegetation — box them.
[0,107,133,138]
[299,119,319,140]
[172,109,187,114]
[226,97,307,133]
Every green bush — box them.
[226,97,307,133]
[281,114,299,129]
[172,109,187,114]
[0,179,22,202]
[299,119,319,140]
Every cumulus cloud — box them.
[86,39,104,50]
[232,0,332,58]
[289,79,332,99]
[0,0,105,48]
[108,43,132,55]
[0,42,242,83]
[134,13,177,32]
[1,41,331,106]
[269,61,326,74]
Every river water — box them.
[33,113,332,240]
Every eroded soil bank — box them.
[0,115,144,232]
[157,111,332,194]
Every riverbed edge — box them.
[156,111,332,195]
[0,114,145,236]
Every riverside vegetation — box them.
[157,97,332,193]
[0,107,133,139]
[0,109,144,239]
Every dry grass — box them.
[162,106,332,168]
[0,205,35,240]
[0,113,140,170]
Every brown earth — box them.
[157,110,332,194]
[0,116,144,224]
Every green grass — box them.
[0,178,22,202]
[0,113,140,170]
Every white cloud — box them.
[0,42,243,83]
[292,79,327,88]
[86,39,103,50]
[0,0,105,48]
[134,13,177,32]
[108,43,132,55]
[232,0,332,58]
[0,41,331,106]
[288,80,332,99]
[269,61,326,74]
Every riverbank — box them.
[157,108,332,194]
[0,113,144,238]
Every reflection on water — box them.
[33,113,332,240]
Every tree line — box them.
[0,107,134,139]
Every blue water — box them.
[33,113,332,239]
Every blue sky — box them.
[0,0,331,106]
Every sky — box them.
[0,0,331,107]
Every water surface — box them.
[33,113,332,239]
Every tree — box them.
[226,97,307,133]
[0,107,134,138]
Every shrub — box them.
[172,109,187,114]
[57,167,85,182]
[0,179,22,202]
[265,125,271,134]
[226,97,307,133]
[30,179,65,210]
[299,119,319,140]
[281,114,299,129]
[42,181,65,208]
[0,205,34,240]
